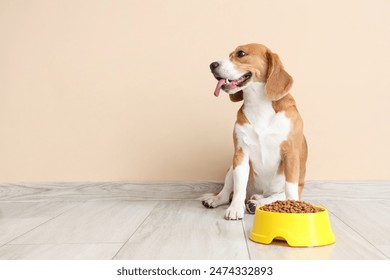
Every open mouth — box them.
[214,72,252,97]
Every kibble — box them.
[260,200,323,213]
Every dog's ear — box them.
[265,51,293,101]
[229,90,243,102]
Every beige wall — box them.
[1,0,390,182]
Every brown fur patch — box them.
[229,90,244,102]
[236,106,250,125]
[265,52,293,101]
[233,147,245,169]
[232,130,243,169]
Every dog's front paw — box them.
[285,182,299,200]
[224,204,245,220]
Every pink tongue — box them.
[214,79,225,97]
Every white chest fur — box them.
[234,83,291,176]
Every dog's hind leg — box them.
[298,135,308,200]
[202,166,234,208]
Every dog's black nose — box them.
[209,62,219,70]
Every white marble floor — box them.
[0,181,389,259]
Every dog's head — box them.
[210,43,293,102]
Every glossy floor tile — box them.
[0,202,77,246]
[0,243,123,260]
[9,200,158,244]
[113,200,249,260]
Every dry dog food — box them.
[260,200,323,213]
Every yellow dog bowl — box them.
[249,205,335,247]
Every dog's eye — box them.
[236,50,247,58]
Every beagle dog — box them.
[202,43,308,220]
